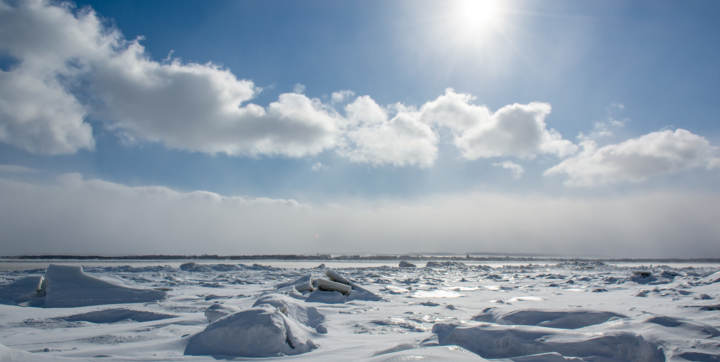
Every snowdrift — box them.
[58,308,175,323]
[433,323,666,361]
[41,264,166,307]
[184,306,318,357]
[473,309,626,329]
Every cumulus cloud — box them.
[545,129,720,187]
[338,96,437,167]
[0,0,95,154]
[0,1,579,168]
[492,161,524,179]
[420,89,577,159]
[1,171,719,257]
[0,0,338,157]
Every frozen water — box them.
[0,259,718,360]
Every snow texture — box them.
[184,306,318,357]
[43,264,166,307]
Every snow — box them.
[57,308,176,323]
[43,264,165,307]
[432,323,665,361]
[0,259,719,360]
[184,306,318,357]
[473,309,626,329]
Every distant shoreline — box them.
[2,254,720,263]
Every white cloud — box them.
[0,0,338,157]
[0,0,95,154]
[0,1,589,168]
[545,129,720,187]
[492,161,524,179]
[420,89,577,159]
[338,96,437,167]
[330,90,355,104]
[1,172,719,257]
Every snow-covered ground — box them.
[0,259,718,361]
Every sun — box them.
[445,0,506,46]
[455,0,503,30]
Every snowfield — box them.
[0,259,718,361]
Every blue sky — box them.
[0,0,719,256]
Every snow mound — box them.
[306,289,348,304]
[369,345,487,361]
[433,323,665,361]
[184,306,317,357]
[204,303,239,323]
[43,264,165,307]
[253,294,326,333]
[57,308,175,323]
[473,309,626,329]
[646,316,720,338]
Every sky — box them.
[0,0,719,257]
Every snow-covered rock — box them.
[184,306,317,357]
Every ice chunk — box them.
[699,270,720,284]
[184,307,317,357]
[254,294,326,333]
[316,278,351,295]
[43,264,165,307]
[0,276,44,306]
[326,269,351,285]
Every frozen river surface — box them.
[1,259,719,361]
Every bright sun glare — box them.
[448,0,505,45]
